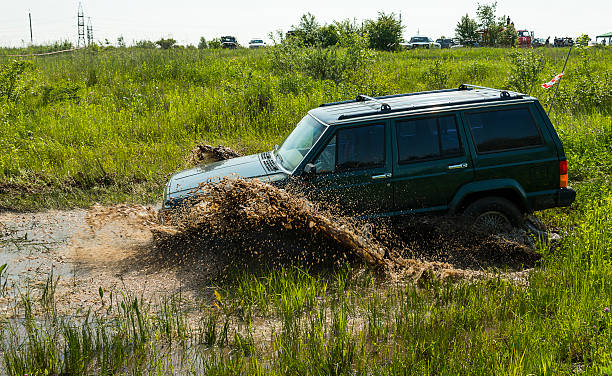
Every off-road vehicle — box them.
[162,85,576,229]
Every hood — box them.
[164,152,287,205]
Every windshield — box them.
[411,37,429,43]
[250,39,263,44]
[275,115,326,171]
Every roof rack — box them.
[355,94,391,112]
[458,83,521,98]
[336,85,526,121]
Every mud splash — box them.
[149,178,540,281]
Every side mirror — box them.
[302,163,316,179]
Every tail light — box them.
[560,160,568,188]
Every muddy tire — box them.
[463,197,523,233]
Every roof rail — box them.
[356,94,391,112]
[458,83,523,99]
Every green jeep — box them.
[162,84,576,228]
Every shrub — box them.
[198,37,208,49]
[156,38,176,50]
[506,49,545,94]
[364,12,404,51]
[135,40,156,49]
[0,60,34,103]
[423,60,449,90]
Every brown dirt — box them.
[188,144,242,165]
[0,177,544,316]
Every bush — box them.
[198,37,208,49]
[506,49,545,94]
[135,40,156,49]
[0,60,34,103]
[156,38,176,50]
[364,12,404,51]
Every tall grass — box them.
[0,45,611,374]
[0,46,610,209]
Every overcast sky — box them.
[1,0,610,47]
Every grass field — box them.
[0,45,611,374]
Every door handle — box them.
[372,173,392,180]
[448,162,468,170]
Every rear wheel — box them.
[463,197,523,233]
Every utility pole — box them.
[87,17,93,46]
[29,12,33,44]
[77,3,86,48]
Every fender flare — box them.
[448,179,529,214]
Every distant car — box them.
[451,40,480,48]
[248,39,266,49]
[402,36,441,49]
[436,38,454,49]
[532,38,546,48]
[221,36,238,49]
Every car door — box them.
[391,113,474,212]
[307,121,394,215]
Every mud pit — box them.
[0,177,548,315]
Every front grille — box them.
[260,152,279,172]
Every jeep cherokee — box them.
[161,84,576,228]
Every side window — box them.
[396,115,462,164]
[313,124,385,172]
[466,107,542,153]
[313,135,336,173]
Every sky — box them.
[1,0,610,47]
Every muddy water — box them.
[0,178,542,315]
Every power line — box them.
[77,2,85,47]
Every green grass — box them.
[0,46,610,209]
[0,45,612,374]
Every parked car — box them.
[161,85,576,229]
[248,39,266,49]
[220,36,238,49]
[402,36,441,49]
[436,38,455,48]
[451,40,480,48]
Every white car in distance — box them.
[403,36,441,49]
[248,39,266,49]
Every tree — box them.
[476,2,500,46]
[499,22,518,47]
[135,40,156,48]
[318,24,339,48]
[576,34,591,48]
[208,38,221,49]
[455,14,478,43]
[155,38,176,49]
[292,13,320,46]
[117,35,126,48]
[364,12,404,51]
[198,37,208,49]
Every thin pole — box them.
[29,12,33,44]
[548,46,572,116]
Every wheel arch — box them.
[448,179,529,214]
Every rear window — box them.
[466,107,542,153]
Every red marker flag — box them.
[541,73,564,89]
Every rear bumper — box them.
[557,187,576,207]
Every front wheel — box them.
[463,197,523,233]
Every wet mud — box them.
[0,177,548,314]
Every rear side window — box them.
[466,107,542,153]
[396,115,462,163]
